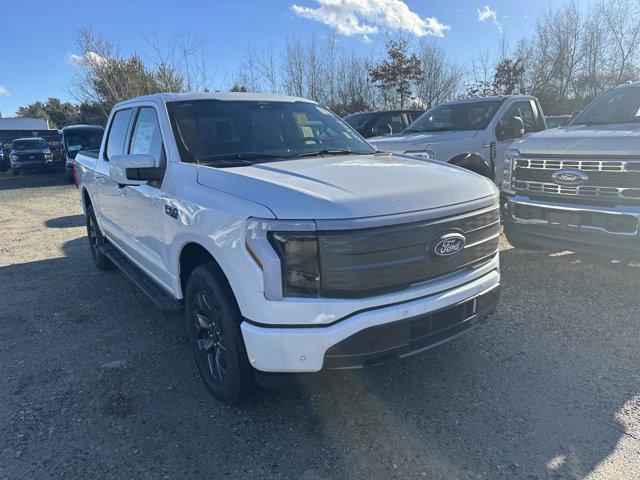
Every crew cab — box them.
[369,95,546,182]
[75,92,501,403]
[60,125,104,182]
[9,137,58,175]
[502,82,640,259]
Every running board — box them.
[101,244,184,314]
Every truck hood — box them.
[196,153,497,220]
[369,130,479,153]
[515,123,640,156]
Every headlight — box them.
[10,154,18,161]
[501,149,519,194]
[245,218,319,299]
[404,149,435,160]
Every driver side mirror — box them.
[109,154,161,186]
[375,123,393,136]
[497,115,524,141]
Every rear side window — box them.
[105,108,133,160]
[129,107,165,165]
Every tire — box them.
[11,169,20,176]
[85,204,114,271]
[184,264,257,404]
[66,168,75,184]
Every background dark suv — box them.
[344,109,424,138]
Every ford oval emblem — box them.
[429,232,466,259]
[551,169,589,186]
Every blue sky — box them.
[0,0,584,116]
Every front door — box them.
[116,106,170,288]
[494,100,545,185]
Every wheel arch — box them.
[448,153,494,179]
[178,241,234,301]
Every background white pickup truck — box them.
[370,95,546,183]
[75,92,501,403]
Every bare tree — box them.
[415,40,462,107]
[599,0,640,82]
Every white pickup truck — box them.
[75,92,501,403]
[370,95,546,183]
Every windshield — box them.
[64,129,103,151]
[572,87,640,125]
[167,100,375,166]
[13,139,47,150]
[406,100,504,133]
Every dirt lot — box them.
[0,171,639,480]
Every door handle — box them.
[165,205,178,219]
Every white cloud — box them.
[477,5,502,33]
[291,0,450,39]
[67,51,106,67]
[0,85,10,96]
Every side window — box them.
[129,107,165,166]
[373,113,405,134]
[105,108,133,160]
[501,101,539,134]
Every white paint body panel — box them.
[75,92,501,373]
[370,95,544,186]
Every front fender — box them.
[449,153,494,179]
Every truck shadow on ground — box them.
[44,214,85,229]
[1,239,638,479]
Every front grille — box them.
[317,207,500,298]
[514,157,640,201]
[14,153,45,162]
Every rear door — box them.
[94,107,134,240]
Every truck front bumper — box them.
[503,195,640,258]
[240,269,500,372]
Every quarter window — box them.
[105,108,133,160]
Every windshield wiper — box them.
[295,149,360,158]
[198,152,296,165]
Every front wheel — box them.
[185,264,257,404]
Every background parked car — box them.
[0,143,9,172]
[59,125,104,182]
[369,95,546,182]
[9,137,59,175]
[344,109,424,138]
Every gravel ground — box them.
[0,171,639,480]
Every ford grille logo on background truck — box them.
[551,169,589,186]
[429,232,466,258]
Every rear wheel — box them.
[185,264,257,404]
[85,204,114,271]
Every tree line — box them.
[14,0,640,128]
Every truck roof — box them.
[114,92,316,108]
[445,95,537,105]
